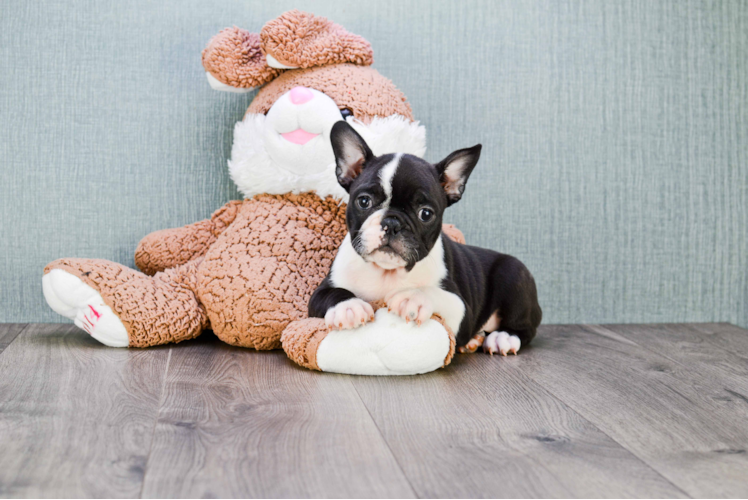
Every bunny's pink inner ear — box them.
[260,10,374,69]
[202,27,281,89]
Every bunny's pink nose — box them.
[289,86,314,105]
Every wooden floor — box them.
[0,323,747,498]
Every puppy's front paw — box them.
[385,288,434,326]
[483,331,521,356]
[324,298,375,330]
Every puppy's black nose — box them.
[382,216,402,235]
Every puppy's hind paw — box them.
[483,331,521,356]
[458,333,486,354]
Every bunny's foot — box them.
[43,268,128,347]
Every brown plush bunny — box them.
[42,11,464,375]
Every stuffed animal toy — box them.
[42,10,464,375]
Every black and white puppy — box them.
[309,121,542,355]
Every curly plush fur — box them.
[202,27,281,89]
[261,10,374,69]
[46,194,347,348]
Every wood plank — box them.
[514,323,748,498]
[351,352,685,498]
[0,324,27,355]
[603,323,748,391]
[605,323,748,456]
[0,324,170,498]
[595,322,748,356]
[141,333,415,499]
[678,322,748,363]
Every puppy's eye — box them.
[340,108,354,119]
[356,195,372,210]
[418,208,434,222]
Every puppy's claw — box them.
[507,335,521,355]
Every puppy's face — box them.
[331,121,481,271]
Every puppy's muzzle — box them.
[381,216,403,236]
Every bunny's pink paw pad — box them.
[483,331,521,356]
[42,269,129,347]
[261,10,374,69]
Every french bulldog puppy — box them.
[308,122,542,355]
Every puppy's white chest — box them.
[330,235,466,334]
[330,235,445,302]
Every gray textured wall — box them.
[1,0,746,327]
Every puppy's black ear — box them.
[330,121,374,192]
[434,145,482,206]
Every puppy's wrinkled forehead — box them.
[354,154,443,207]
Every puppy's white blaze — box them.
[357,209,386,254]
[379,153,403,206]
[353,153,405,269]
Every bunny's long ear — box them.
[260,10,374,69]
[202,27,281,92]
